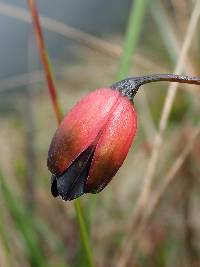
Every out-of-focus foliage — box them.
[0,0,200,267]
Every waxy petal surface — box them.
[47,88,121,175]
[85,96,137,193]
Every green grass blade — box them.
[0,212,11,267]
[117,0,149,80]
[75,200,95,267]
[0,171,49,267]
[150,0,179,63]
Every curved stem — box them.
[127,74,200,85]
[27,1,95,267]
[112,74,200,100]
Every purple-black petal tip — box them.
[51,145,95,201]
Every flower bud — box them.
[47,88,137,200]
[47,74,200,201]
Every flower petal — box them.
[85,97,137,193]
[51,145,95,201]
[47,88,120,175]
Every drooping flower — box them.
[47,74,200,201]
[47,88,137,200]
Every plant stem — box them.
[75,200,95,267]
[27,1,95,266]
[27,0,62,124]
[112,73,200,99]
[117,0,149,80]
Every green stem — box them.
[117,0,149,80]
[27,1,95,266]
[150,0,178,63]
[75,200,95,267]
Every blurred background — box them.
[0,0,200,266]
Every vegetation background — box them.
[0,0,200,267]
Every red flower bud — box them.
[47,88,137,200]
[47,74,200,201]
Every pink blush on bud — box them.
[85,96,137,193]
